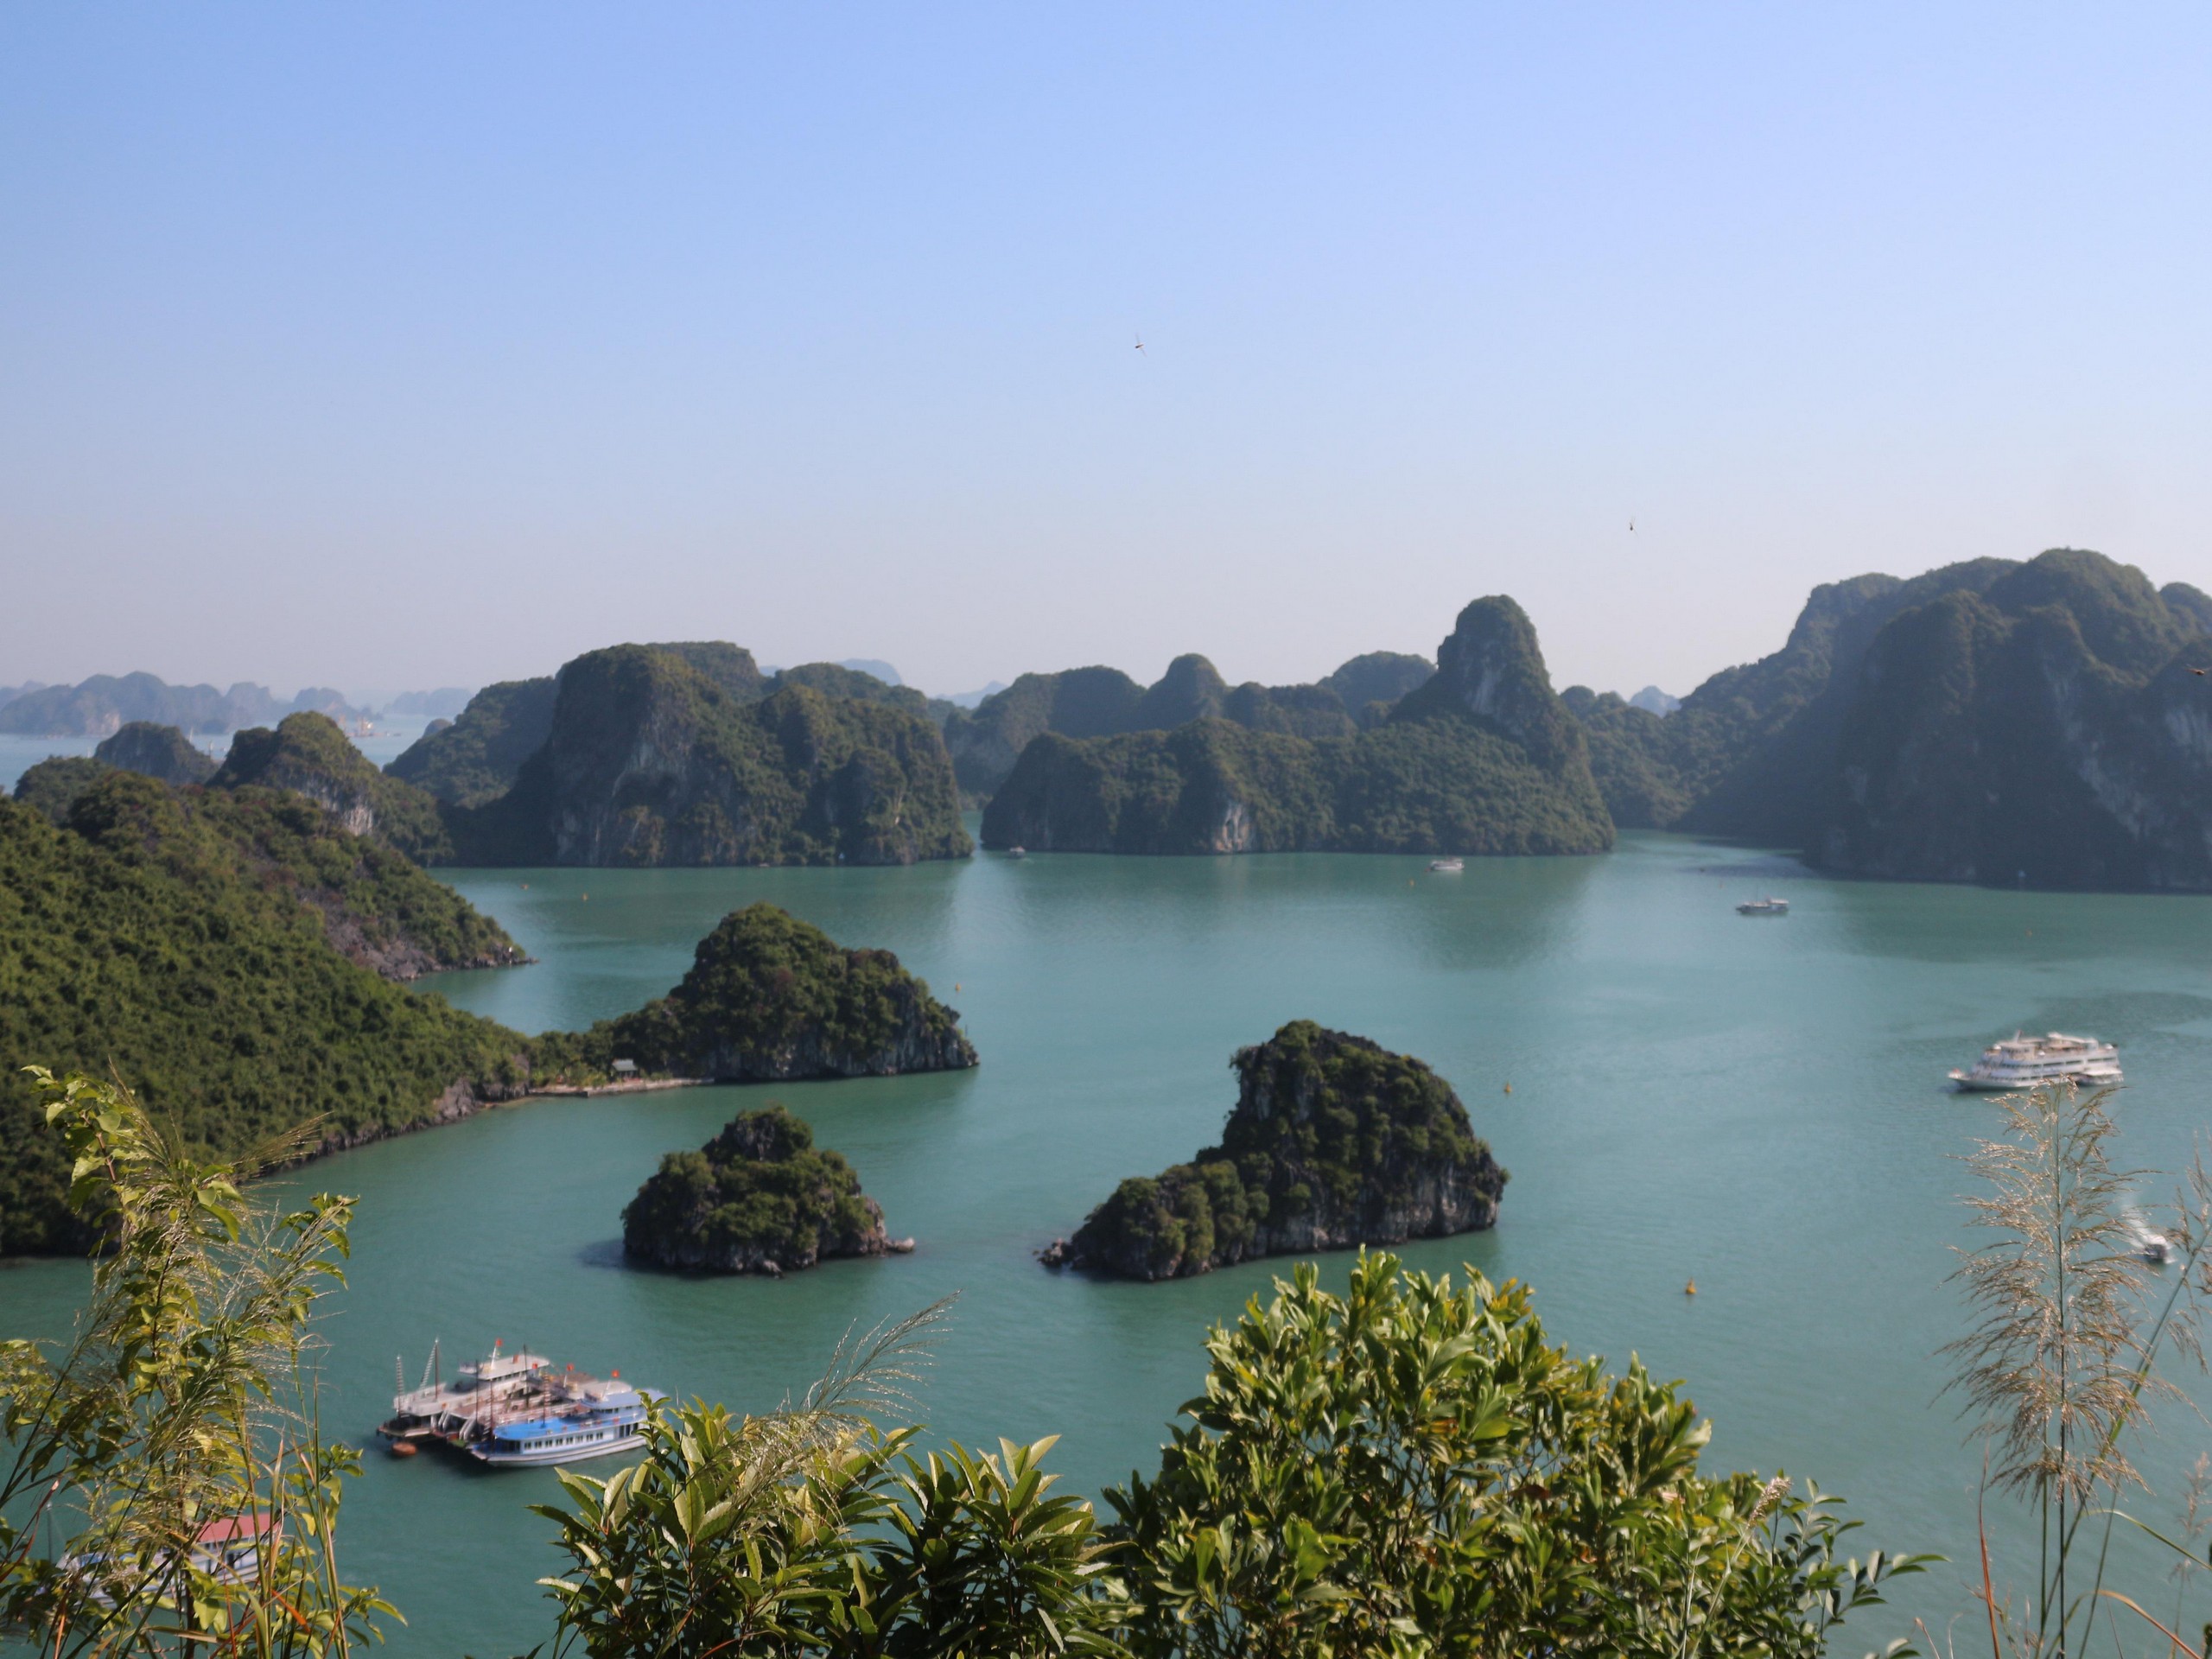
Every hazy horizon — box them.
[10,5,2212,696]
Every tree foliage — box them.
[0,1070,393,1657]
[1104,1252,1926,1657]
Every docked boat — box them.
[380,1340,661,1467]
[1428,858,1465,874]
[1736,897,1788,916]
[470,1372,658,1466]
[1948,1031,2122,1093]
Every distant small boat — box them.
[1428,858,1465,874]
[1736,897,1788,916]
[1007,846,1027,860]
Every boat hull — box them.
[468,1422,647,1467]
[1948,1068,2123,1092]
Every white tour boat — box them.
[1948,1031,2122,1093]
[1736,896,1789,916]
[1428,857,1465,874]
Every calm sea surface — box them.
[8,830,2212,1651]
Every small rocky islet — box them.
[533,901,976,1084]
[1041,1020,1507,1281]
[622,1103,910,1276]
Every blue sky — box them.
[5,5,2211,699]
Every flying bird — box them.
[1135,334,1146,354]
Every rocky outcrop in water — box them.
[980,597,1611,856]
[1041,1020,1506,1281]
[534,901,976,1084]
[623,1105,906,1274]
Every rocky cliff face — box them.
[1392,596,1584,770]
[1817,551,2212,888]
[622,1105,901,1274]
[1043,1021,1505,1281]
[981,595,1612,857]
[450,646,970,868]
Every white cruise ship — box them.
[1948,1031,2122,1092]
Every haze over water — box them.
[9,832,2212,1651]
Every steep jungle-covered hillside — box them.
[0,774,534,1255]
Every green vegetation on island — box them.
[1043,1020,1506,1280]
[942,651,1437,802]
[982,597,1611,855]
[0,772,532,1255]
[537,901,976,1084]
[214,710,454,862]
[385,676,560,806]
[447,645,970,867]
[10,757,115,825]
[621,1103,903,1274]
[0,759,962,1255]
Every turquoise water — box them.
[8,833,2212,1651]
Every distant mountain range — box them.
[30,543,2212,889]
[0,674,375,737]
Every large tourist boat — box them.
[379,1340,660,1467]
[1736,896,1789,916]
[1948,1031,2122,1092]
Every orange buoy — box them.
[1503,1083,1512,1095]
[1684,1280,1697,1297]
[389,1440,419,1459]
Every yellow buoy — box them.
[1503,1082,1512,1095]
[1684,1280,1698,1297]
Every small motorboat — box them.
[1736,897,1788,916]
[1428,858,1465,874]
[2138,1232,2174,1266]
[1007,846,1027,859]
